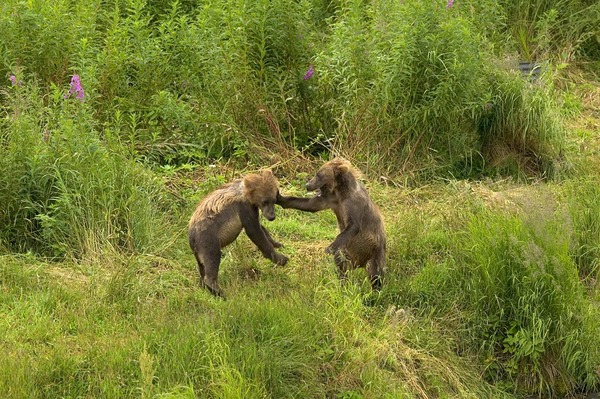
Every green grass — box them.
[2,160,599,397]
[0,254,507,399]
[1,1,599,397]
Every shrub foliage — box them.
[1,0,587,176]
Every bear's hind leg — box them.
[201,248,225,298]
[333,250,351,284]
[193,253,206,288]
[367,248,385,291]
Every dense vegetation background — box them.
[1,0,599,397]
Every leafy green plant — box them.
[410,210,600,395]
[0,0,97,84]
[0,75,167,259]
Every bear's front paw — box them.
[274,253,289,266]
[325,244,338,255]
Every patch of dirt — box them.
[473,184,559,218]
[46,265,90,287]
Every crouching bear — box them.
[188,170,288,298]
[277,158,386,290]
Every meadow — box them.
[1,0,599,398]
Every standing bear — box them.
[188,169,288,298]
[277,158,386,290]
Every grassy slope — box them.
[0,79,599,398]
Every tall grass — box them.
[407,208,600,396]
[567,178,600,284]
[0,76,166,259]
[0,0,575,179]
[475,70,565,178]
[319,0,489,173]
[497,0,600,61]
[311,0,567,178]
[0,251,514,399]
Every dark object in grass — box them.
[518,61,542,81]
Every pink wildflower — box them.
[303,65,314,80]
[64,74,85,101]
[447,0,454,7]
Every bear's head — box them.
[306,158,361,196]
[244,169,279,221]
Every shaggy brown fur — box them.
[188,170,288,298]
[277,158,386,290]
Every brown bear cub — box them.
[277,158,386,290]
[188,170,288,298]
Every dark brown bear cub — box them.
[277,158,386,290]
[188,169,288,298]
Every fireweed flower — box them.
[303,65,314,80]
[64,74,85,101]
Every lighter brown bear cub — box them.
[277,158,386,290]
[188,170,288,298]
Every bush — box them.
[475,69,565,179]
[410,210,600,395]
[0,0,573,179]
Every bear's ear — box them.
[333,163,349,177]
[332,159,356,189]
[261,169,274,178]
[260,169,278,189]
[332,161,351,186]
[243,174,259,197]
